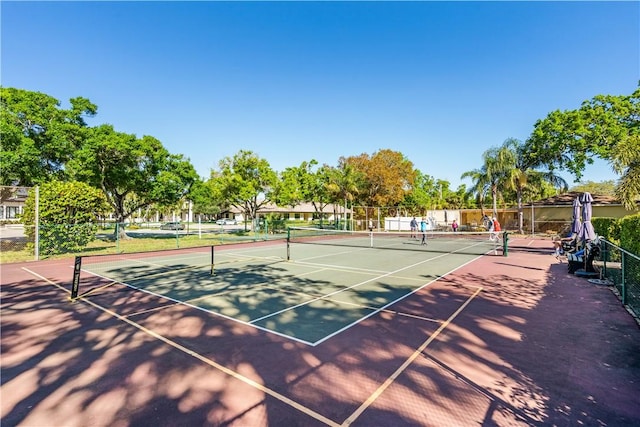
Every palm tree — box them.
[503,138,568,233]
[462,145,513,221]
[611,133,640,209]
[326,160,361,230]
[460,168,490,217]
[466,140,555,233]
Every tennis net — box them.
[286,227,507,258]
[71,245,214,299]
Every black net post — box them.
[71,256,82,300]
[503,232,509,257]
[287,228,291,261]
[211,245,215,276]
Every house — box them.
[229,202,351,223]
[0,186,29,222]
[457,192,638,234]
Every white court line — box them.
[290,260,434,283]
[74,262,329,346]
[249,244,480,328]
[313,251,485,346]
[75,239,490,347]
[75,265,314,344]
[292,260,390,275]
[20,267,341,427]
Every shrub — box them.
[619,213,640,256]
[21,181,108,255]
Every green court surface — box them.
[75,235,498,345]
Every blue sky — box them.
[2,1,638,189]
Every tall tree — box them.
[345,149,416,207]
[461,168,490,217]
[610,133,640,208]
[569,180,616,196]
[214,150,278,228]
[445,184,471,210]
[326,159,362,228]
[527,87,639,208]
[274,160,336,226]
[481,145,517,217]
[401,172,439,214]
[501,138,567,233]
[68,124,198,237]
[0,87,97,185]
[189,178,225,220]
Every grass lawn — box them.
[1,229,286,264]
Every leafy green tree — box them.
[445,184,471,209]
[21,181,108,255]
[0,87,97,185]
[527,87,639,208]
[214,150,278,228]
[276,160,320,207]
[67,124,198,237]
[345,149,416,207]
[569,180,617,196]
[190,178,225,221]
[401,171,434,214]
[274,160,336,226]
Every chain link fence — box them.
[1,220,287,263]
[596,239,640,319]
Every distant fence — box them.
[0,221,278,262]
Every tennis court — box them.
[70,229,502,345]
[2,231,640,426]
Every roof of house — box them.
[230,202,351,214]
[533,192,620,206]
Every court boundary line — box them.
[20,263,483,426]
[290,234,500,257]
[261,282,443,324]
[74,245,489,346]
[274,249,488,346]
[74,265,318,346]
[20,267,342,427]
[291,259,445,282]
[341,286,484,426]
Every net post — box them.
[71,256,82,300]
[287,227,291,261]
[503,231,509,257]
[211,245,216,276]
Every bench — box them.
[567,243,600,275]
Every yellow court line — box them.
[125,302,182,318]
[22,267,72,296]
[21,267,341,427]
[77,279,123,298]
[341,286,484,426]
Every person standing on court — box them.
[490,216,501,241]
[420,217,428,245]
[451,219,458,232]
[486,216,494,240]
[410,217,418,239]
